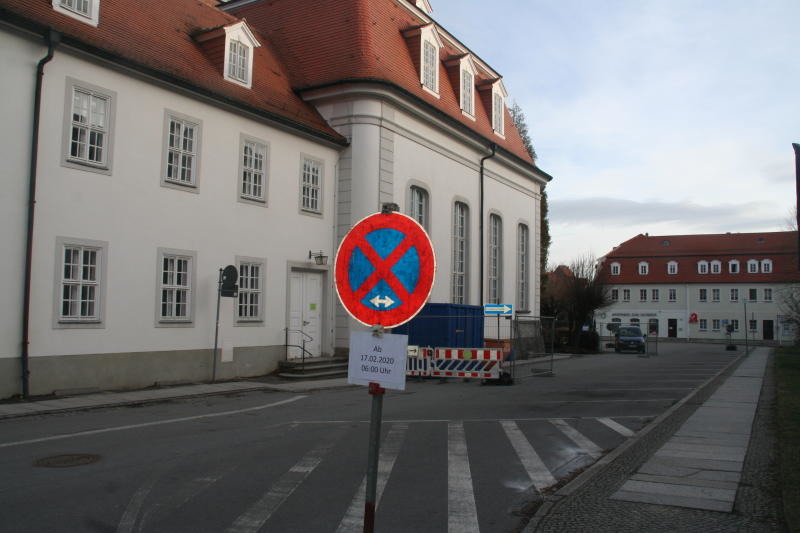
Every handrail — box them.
[284,328,313,341]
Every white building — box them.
[597,232,799,344]
[0,0,551,398]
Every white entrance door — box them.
[288,270,323,359]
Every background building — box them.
[597,232,799,344]
[0,0,550,397]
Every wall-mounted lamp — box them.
[308,250,328,266]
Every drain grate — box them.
[34,454,101,468]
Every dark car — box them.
[614,326,646,353]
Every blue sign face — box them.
[484,304,513,315]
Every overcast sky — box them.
[431,0,799,267]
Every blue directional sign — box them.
[484,304,513,315]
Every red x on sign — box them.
[335,212,436,328]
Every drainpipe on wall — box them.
[479,143,497,306]
[22,29,61,399]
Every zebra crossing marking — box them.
[597,417,635,437]
[335,423,409,533]
[226,427,348,533]
[448,421,480,533]
[500,420,557,492]
[550,419,603,459]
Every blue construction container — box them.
[393,303,483,348]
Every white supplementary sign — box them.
[348,331,408,391]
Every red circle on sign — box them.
[335,212,436,328]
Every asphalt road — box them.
[0,344,739,533]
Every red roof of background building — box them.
[0,0,345,144]
[598,232,800,284]
[225,0,538,167]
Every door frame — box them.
[285,261,331,357]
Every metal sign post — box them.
[212,265,238,382]
[336,205,433,533]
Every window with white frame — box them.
[610,262,621,276]
[228,40,249,83]
[158,250,194,323]
[699,288,707,302]
[300,157,322,214]
[488,214,502,304]
[451,202,469,304]
[64,80,115,172]
[761,259,772,273]
[422,40,438,92]
[518,224,530,311]
[492,91,505,135]
[764,288,773,302]
[461,68,474,116]
[748,259,759,273]
[698,260,709,274]
[699,319,707,331]
[667,261,678,275]
[611,289,619,301]
[240,137,267,202]
[410,186,429,229]
[731,319,739,332]
[639,289,647,301]
[652,289,659,301]
[730,288,739,302]
[729,260,740,273]
[56,239,105,325]
[712,288,720,302]
[237,260,264,322]
[623,289,631,301]
[53,0,99,25]
[669,288,677,302]
[222,22,260,88]
[638,262,649,275]
[712,319,720,330]
[163,112,201,188]
[711,260,721,274]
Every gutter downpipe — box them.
[22,29,60,399]
[479,143,497,306]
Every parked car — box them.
[614,326,646,353]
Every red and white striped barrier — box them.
[430,348,503,379]
[406,346,433,377]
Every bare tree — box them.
[778,285,800,344]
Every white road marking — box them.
[550,419,603,459]
[335,423,409,533]
[501,421,557,492]
[117,475,158,533]
[0,396,306,449]
[597,417,635,437]
[448,421,480,533]
[227,427,348,533]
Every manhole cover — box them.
[34,454,101,468]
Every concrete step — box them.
[278,357,348,380]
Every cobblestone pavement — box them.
[523,349,786,533]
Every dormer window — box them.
[697,260,709,274]
[638,262,649,275]
[747,259,759,273]
[461,69,474,116]
[423,40,438,93]
[491,81,507,137]
[710,260,721,274]
[403,24,443,98]
[667,261,678,275]
[610,262,620,276]
[729,259,740,273]
[53,0,99,26]
[761,259,772,273]
[223,23,260,88]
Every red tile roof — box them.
[225,0,540,169]
[598,232,800,284]
[0,0,345,145]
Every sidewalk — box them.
[524,346,783,533]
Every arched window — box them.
[517,224,530,311]
[409,185,429,229]
[487,214,503,304]
[451,202,469,304]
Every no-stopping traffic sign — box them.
[335,211,435,328]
